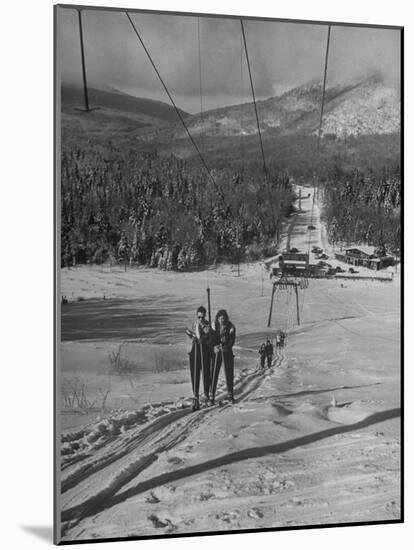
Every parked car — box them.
[312,246,322,254]
[289,247,299,253]
[308,225,316,230]
[335,266,345,273]
[348,267,358,274]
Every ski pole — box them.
[199,338,204,395]
[193,338,197,397]
[211,349,219,398]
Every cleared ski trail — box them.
[59,186,400,541]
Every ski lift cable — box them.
[240,30,245,168]
[75,9,99,113]
[240,19,277,232]
[125,12,232,215]
[240,20,267,176]
[308,26,332,253]
[309,26,331,231]
[197,17,210,295]
[198,17,203,124]
[318,25,331,147]
[310,25,331,224]
[307,24,331,258]
[77,9,90,111]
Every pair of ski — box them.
[191,396,235,412]
[189,331,235,412]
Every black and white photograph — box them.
[54,3,402,544]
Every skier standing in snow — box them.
[210,309,236,404]
[186,306,213,411]
[276,329,286,349]
[264,338,274,368]
[258,343,267,369]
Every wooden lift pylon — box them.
[267,279,301,328]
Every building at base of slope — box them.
[334,245,395,270]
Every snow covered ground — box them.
[58,188,400,542]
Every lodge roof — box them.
[344,245,377,256]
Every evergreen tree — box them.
[177,247,188,271]
[365,224,374,245]
[117,232,130,271]
[328,216,339,246]
[130,231,140,265]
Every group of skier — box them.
[258,330,286,368]
[186,306,287,411]
[186,306,236,411]
[258,339,274,369]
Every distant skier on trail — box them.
[264,338,274,368]
[276,329,286,349]
[186,306,213,411]
[210,309,236,405]
[258,343,267,369]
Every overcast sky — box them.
[59,8,401,113]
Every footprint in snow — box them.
[248,508,264,519]
[199,492,215,501]
[216,510,241,523]
[148,514,175,530]
[167,456,184,465]
[145,491,160,504]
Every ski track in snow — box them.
[59,187,400,540]
[60,358,279,535]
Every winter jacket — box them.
[213,321,236,352]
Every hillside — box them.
[152,74,399,141]
[61,83,189,142]
[320,79,400,137]
[60,76,400,175]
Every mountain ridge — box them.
[157,74,400,141]
[60,76,400,166]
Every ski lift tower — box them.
[267,251,310,327]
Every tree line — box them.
[61,142,295,270]
[323,164,401,256]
